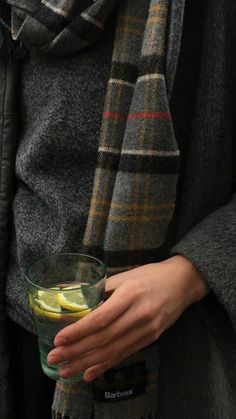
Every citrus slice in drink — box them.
[57,288,91,317]
[31,290,62,319]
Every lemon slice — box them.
[32,303,62,320]
[57,288,91,315]
[37,290,61,312]
[30,290,62,319]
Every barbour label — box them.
[93,362,147,403]
[105,389,134,399]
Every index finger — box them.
[54,282,131,346]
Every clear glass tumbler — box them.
[26,253,106,382]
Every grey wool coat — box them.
[0,0,236,418]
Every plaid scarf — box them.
[82,0,179,272]
[7,0,118,55]
[8,0,181,417]
[51,0,180,418]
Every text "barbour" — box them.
[105,389,134,399]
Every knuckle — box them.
[78,353,99,371]
[95,312,109,329]
[81,357,94,371]
[106,345,118,359]
[120,281,133,298]
[56,347,72,360]
[75,358,86,370]
[97,332,108,347]
[130,282,146,301]
[141,300,155,321]
[147,321,159,340]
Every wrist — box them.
[176,255,209,303]
[162,255,209,305]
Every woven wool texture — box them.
[51,0,179,417]
[82,0,179,274]
[9,0,118,55]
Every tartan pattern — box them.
[8,0,119,55]
[82,0,179,273]
[53,0,179,418]
[52,343,160,419]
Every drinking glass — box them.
[26,253,106,382]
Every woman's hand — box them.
[47,255,208,382]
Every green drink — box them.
[26,254,106,382]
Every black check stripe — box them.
[9,0,119,55]
[111,62,139,83]
[69,15,104,43]
[34,3,69,33]
[139,54,165,76]
[97,151,180,174]
[82,246,169,268]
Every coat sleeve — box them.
[171,193,236,330]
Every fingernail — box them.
[48,355,60,365]
[54,336,67,346]
[83,372,95,382]
[59,367,72,378]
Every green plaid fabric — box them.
[52,343,160,419]
[52,0,179,418]
[83,0,179,273]
[7,0,118,55]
